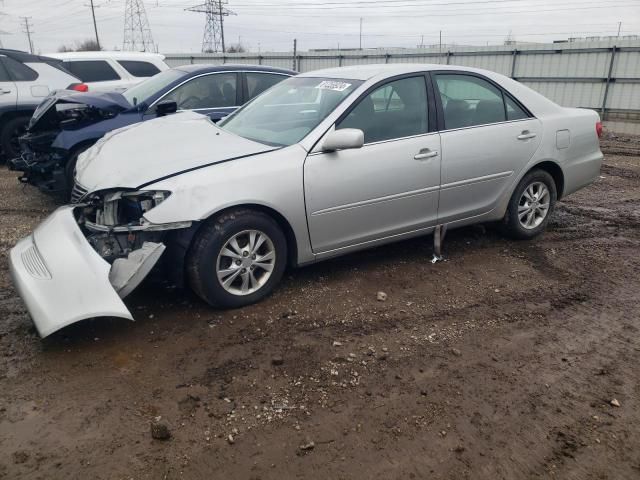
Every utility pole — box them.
[21,16,33,54]
[439,30,442,54]
[218,0,225,53]
[89,0,101,50]
[359,17,362,50]
[292,38,297,71]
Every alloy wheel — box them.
[216,229,276,296]
[518,181,550,229]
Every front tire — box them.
[0,115,29,161]
[500,169,557,240]
[186,209,287,308]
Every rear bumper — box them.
[9,206,133,337]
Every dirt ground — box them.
[0,133,639,480]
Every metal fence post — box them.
[446,51,451,65]
[385,53,390,64]
[338,55,343,67]
[510,49,518,78]
[601,46,617,119]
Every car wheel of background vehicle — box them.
[64,145,91,200]
[500,169,557,240]
[0,115,29,161]
[186,209,288,308]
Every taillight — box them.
[67,83,89,92]
[596,121,603,138]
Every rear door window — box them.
[117,60,161,78]
[435,74,506,129]
[2,57,38,81]
[64,60,121,82]
[0,57,12,82]
[246,72,288,101]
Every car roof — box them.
[46,51,166,61]
[297,63,500,81]
[173,63,297,76]
[0,48,60,64]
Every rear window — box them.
[64,60,120,82]
[1,57,38,81]
[117,60,161,78]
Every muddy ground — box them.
[0,134,639,480]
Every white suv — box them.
[0,49,80,160]
[45,51,169,93]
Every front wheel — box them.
[0,115,29,161]
[500,169,557,240]
[186,209,287,308]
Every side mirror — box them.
[156,100,178,117]
[322,128,364,152]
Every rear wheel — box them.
[500,169,557,239]
[186,209,287,308]
[0,115,29,161]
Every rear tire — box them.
[0,115,30,161]
[500,169,557,240]
[186,209,287,308]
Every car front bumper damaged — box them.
[9,206,176,337]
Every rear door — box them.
[304,74,441,253]
[432,72,542,223]
[0,57,17,110]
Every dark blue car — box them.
[10,64,295,197]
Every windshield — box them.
[122,69,184,106]
[219,77,362,146]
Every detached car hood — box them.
[29,90,132,131]
[75,111,276,192]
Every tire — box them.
[64,145,91,200]
[500,169,557,240]
[0,115,30,161]
[186,209,288,308]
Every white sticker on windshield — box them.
[315,81,352,92]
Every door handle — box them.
[517,131,537,140]
[0,89,11,95]
[414,149,438,160]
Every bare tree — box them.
[57,39,102,52]
[226,42,246,53]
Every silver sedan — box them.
[10,64,604,337]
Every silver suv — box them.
[0,49,80,160]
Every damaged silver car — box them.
[10,64,604,337]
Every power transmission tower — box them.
[21,16,34,54]
[123,0,156,52]
[186,0,235,53]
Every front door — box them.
[433,73,542,223]
[304,75,441,254]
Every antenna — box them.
[186,0,235,53]
[123,0,156,52]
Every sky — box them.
[0,0,639,54]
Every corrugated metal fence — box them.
[165,38,640,125]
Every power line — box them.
[186,0,235,53]
[123,0,156,51]
[20,16,34,53]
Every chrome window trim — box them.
[438,117,535,134]
[149,70,291,111]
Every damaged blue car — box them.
[9,63,295,199]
